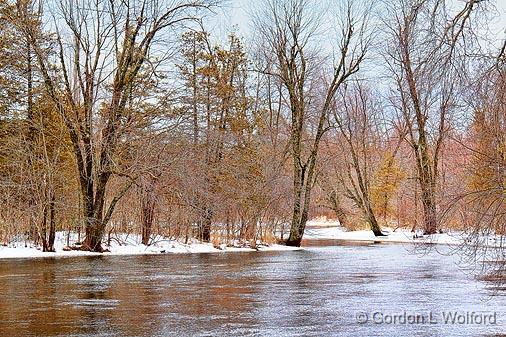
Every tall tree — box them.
[256,0,370,246]
[15,0,214,251]
[384,0,482,234]
[329,84,389,236]
[178,30,250,242]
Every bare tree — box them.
[328,83,391,236]
[449,48,506,288]
[384,0,483,234]
[255,0,370,246]
[15,0,214,251]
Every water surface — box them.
[0,241,504,336]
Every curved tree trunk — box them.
[365,207,385,237]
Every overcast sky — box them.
[211,0,506,49]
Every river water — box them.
[0,241,504,337]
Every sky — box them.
[211,0,506,48]
[489,0,506,36]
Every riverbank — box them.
[304,220,501,246]
[0,232,300,259]
[1,220,501,259]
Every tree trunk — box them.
[82,216,106,252]
[141,194,155,246]
[416,146,438,235]
[41,201,48,252]
[287,144,318,247]
[80,171,109,252]
[365,207,384,237]
[201,208,212,242]
[250,220,257,248]
[286,207,309,247]
[245,218,257,245]
[420,182,437,235]
[141,211,153,246]
[287,173,312,246]
[41,191,56,252]
[287,159,305,246]
[328,190,349,227]
[47,193,56,251]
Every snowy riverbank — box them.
[0,232,300,260]
[304,220,501,246]
[1,220,502,259]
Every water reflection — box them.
[0,242,504,337]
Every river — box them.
[0,241,504,336]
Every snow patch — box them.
[304,220,498,246]
[0,232,301,260]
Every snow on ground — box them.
[305,225,460,245]
[304,221,463,245]
[0,232,300,260]
[1,219,501,260]
[304,219,502,246]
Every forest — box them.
[0,0,504,266]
